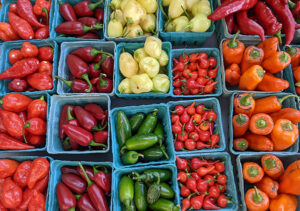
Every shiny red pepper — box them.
[93,131,108,144]
[8,79,28,92]
[24,118,47,136]
[58,1,77,21]
[74,106,97,131]
[61,173,87,194]
[77,165,95,182]
[39,46,54,61]
[27,73,53,91]
[78,193,97,211]
[0,159,19,179]
[0,133,34,150]
[96,73,113,93]
[16,0,45,28]
[13,160,32,188]
[27,158,49,189]
[59,105,74,139]
[55,76,94,93]
[0,178,22,208]
[101,56,114,79]
[94,8,104,22]
[56,182,76,211]
[33,174,49,193]
[33,0,51,18]
[0,109,24,138]
[73,0,103,17]
[27,95,47,120]
[28,191,46,211]
[78,17,99,28]
[76,33,100,39]
[71,47,112,63]
[34,26,49,39]
[55,21,102,36]
[28,135,45,147]
[0,116,7,134]
[8,12,34,40]
[84,104,105,120]
[93,166,111,194]
[0,93,32,113]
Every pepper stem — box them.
[68,207,76,211]
[91,48,113,58]
[235,114,246,125]
[0,100,3,105]
[152,109,158,116]
[89,140,107,148]
[252,186,263,203]
[93,165,108,175]
[54,76,73,87]
[247,167,259,177]
[237,139,247,150]
[67,106,75,121]
[99,73,108,87]
[160,146,169,160]
[23,124,29,143]
[278,95,299,105]
[159,0,168,19]
[181,5,190,19]
[227,30,240,48]
[81,73,93,93]
[120,146,127,154]
[42,8,49,24]
[257,68,265,78]
[74,194,82,200]
[274,30,282,45]
[239,93,254,107]
[264,158,276,170]
[250,49,261,59]
[40,95,45,101]
[289,0,296,9]
[89,0,104,11]
[92,122,108,131]
[78,162,93,187]
[256,118,267,129]
[286,45,297,56]
[279,52,289,63]
[281,121,293,131]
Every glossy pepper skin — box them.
[0,133,34,150]
[27,158,49,189]
[24,118,47,136]
[74,106,97,131]
[222,31,245,66]
[73,0,103,17]
[256,176,279,199]
[84,104,105,120]
[0,23,19,41]
[13,160,32,188]
[0,93,32,113]
[269,194,298,211]
[8,79,28,92]
[8,12,34,40]
[262,51,291,74]
[0,159,19,179]
[78,193,96,211]
[225,63,240,86]
[71,47,113,63]
[279,160,300,195]
[239,65,264,91]
[270,108,300,124]
[58,1,76,21]
[233,113,249,137]
[0,109,24,138]
[62,173,87,194]
[55,21,102,35]
[27,73,53,91]
[245,186,269,211]
[93,166,111,194]
[59,105,74,139]
[257,73,289,92]
[0,178,22,208]
[245,132,274,151]
[257,37,279,59]
[27,95,47,120]
[62,124,93,146]
[55,76,94,93]
[96,74,113,93]
[16,0,45,28]
[56,182,76,211]
[240,46,264,74]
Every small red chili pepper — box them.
[28,135,45,147]
[197,165,215,177]
[208,57,217,68]
[173,88,182,95]
[21,42,39,58]
[33,0,51,18]
[73,0,103,17]
[0,93,32,113]
[185,139,196,150]
[78,193,97,211]
[8,12,34,40]
[55,76,94,93]
[94,131,108,144]
[24,118,47,136]
[28,191,46,211]
[183,68,192,78]
[55,21,102,36]
[197,66,208,78]
[187,177,198,193]
[27,95,47,120]
[191,194,205,209]
[203,196,221,210]
[35,26,49,39]
[9,49,23,64]
[38,61,53,76]
[208,65,219,79]
[180,184,191,197]
[180,110,190,124]
[185,79,205,89]
[186,102,196,115]
[185,117,195,133]
[196,141,211,150]
[74,106,97,131]
[58,1,77,21]
[17,0,45,28]
[208,122,214,135]
[78,17,99,28]
[39,46,54,61]
[71,47,112,63]
[172,105,185,115]
[172,62,185,72]
[197,179,209,192]
[176,156,188,170]
[210,132,220,148]
[84,104,105,121]
[215,162,225,173]
[189,131,199,141]
[96,73,113,93]
[10,3,18,13]
[182,198,191,211]
[59,105,74,139]
[13,160,32,189]
[177,171,188,183]
[27,158,49,189]
[204,81,218,94]
[8,79,28,92]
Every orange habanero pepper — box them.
[286,46,300,68]
[234,93,255,116]
[225,63,240,86]
[257,37,279,59]
[222,31,245,66]
[262,51,291,74]
[239,65,265,91]
[279,159,300,195]
[245,186,269,211]
[256,176,279,199]
[256,73,289,92]
[261,154,284,180]
[244,133,274,152]
[270,194,298,211]
[249,113,274,135]
[243,162,264,183]
[233,113,249,137]
[241,46,264,73]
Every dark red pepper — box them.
[55,21,102,36]
[78,17,99,29]
[76,33,100,39]
[58,1,77,21]
[93,166,111,194]
[93,131,108,144]
[59,105,74,139]
[78,193,96,211]
[74,106,97,131]
[96,73,113,93]
[77,165,94,182]
[73,0,104,17]
[16,0,45,28]
[101,56,114,79]
[61,173,87,194]
[84,104,105,120]
[55,76,94,93]
[71,47,112,63]
[56,182,76,211]
[8,79,28,92]
[94,8,104,22]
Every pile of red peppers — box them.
[0,93,47,150]
[1,42,54,92]
[59,103,108,151]
[0,0,50,41]
[55,0,104,39]
[56,46,114,93]
[0,158,50,210]
[210,0,300,45]
[57,163,111,211]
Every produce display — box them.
[115,109,169,165]
[177,156,232,210]
[55,46,114,93]
[107,0,158,38]
[118,168,179,210]
[232,93,300,152]
[55,0,104,39]
[1,42,54,92]
[0,93,47,150]
[0,158,50,210]
[211,0,300,45]
[224,36,292,92]
[118,36,170,94]
[286,45,300,94]
[0,0,51,41]
[56,163,111,211]
[160,0,212,33]
[58,103,108,151]
[171,102,220,151]
[172,51,219,95]
[241,154,299,211]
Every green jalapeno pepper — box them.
[119,176,134,210]
[154,122,165,145]
[121,151,144,165]
[132,169,171,183]
[141,146,169,161]
[129,113,146,133]
[134,181,147,211]
[116,110,132,147]
[149,198,180,211]
[159,182,175,199]
[138,109,158,134]
[121,134,158,154]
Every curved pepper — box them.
[256,73,289,92]
[256,176,279,199]
[244,132,274,151]
[71,47,112,63]
[73,0,103,17]
[0,178,22,208]
[257,37,279,59]
[61,173,87,195]
[17,0,45,28]
[0,133,34,150]
[27,73,53,91]
[55,21,102,36]
[0,159,19,179]
[27,158,49,189]
[8,12,34,40]
[13,160,32,188]
[77,193,96,211]
[33,0,51,18]
[0,23,19,41]
[74,106,97,131]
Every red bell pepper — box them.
[84,104,105,120]
[0,93,32,113]
[27,73,53,91]
[27,95,47,120]
[71,47,113,63]
[0,178,22,208]
[73,0,103,17]
[0,109,24,139]
[58,1,77,21]
[96,73,113,93]
[55,21,102,36]
[8,12,34,40]
[56,182,76,211]
[8,79,28,92]
[16,0,45,28]
[27,158,49,189]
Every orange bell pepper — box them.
[234,93,255,116]
[257,37,279,59]
[270,194,298,211]
[241,46,264,73]
[245,186,269,211]
[296,86,300,95]
[239,65,265,91]
[256,73,289,92]
[244,133,274,152]
[222,31,245,66]
[270,108,300,124]
[271,119,298,151]
[279,160,300,195]
[233,113,249,137]
[286,46,300,68]
[262,51,291,74]
[256,176,279,199]
[243,162,264,183]
[249,113,274,135]
[261,154,284,180]
[225,63,240,86]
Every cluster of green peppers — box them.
[119,169,180,211]
[116,109,169,165]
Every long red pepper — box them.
[0,93,32,113]
[55,76,94,93]
[58,1,77,21]
[74,106,97,131]
[71,47,113,63]
[101,57,114,79]
[56,182,76,211]
[0,109,24,138]
[84,104,105,120]
[8,12,34,40]
[73,0,103,17]
[55,21,102,36]
[59,105,74,139]
[0,133,34,150]
[16,0,45,28]
[93,166,111,194]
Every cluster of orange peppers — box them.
[242,154,300,211]
[232,93,300,152]
[286,46,300,95]
[224,32,291,92]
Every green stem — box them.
[274,30,282,45]
[289,0,296,9]
[42,8,49,24]
[227,30,240,48]
[264,158,276,170]
[78,162,93,187]
[248,167,259,177]
[89,0,104,11]
[89,140,107,148]
[54,76,73,87]
[281,122,293,131]
[81,73,93,93]
[92,122,108,131]
[91,48,113,58]
[250,49,261,59]
[235,114,246,125]
[40,95,45,101]
[93,165,108,175]
[256,118,267,129]
[239,93,254,107]
[252,186,263,203]
[278,95,299,105]
[67,106,75,121]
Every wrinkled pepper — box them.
[269,108,300,124]
[240,46,264,74]
[234,93,255,116]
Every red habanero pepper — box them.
[236,10,265,41]
[0,93,32,112]
[76,33,100,39]
[0,109,24,138]
[0,159,19,179]
[55,76,94,93]
[67,54,93,92]
[0,178,22,208]
[95,8,104,22]
[74,106,97,131]
[56,182,76,211]
[33,0,51,18]
[27,158,49,189]
[27,73,53,91]
[16,0,45,28]
[21,42,38,58]
[28,191,46,211]
[84,104,105,120]
[0,133,34,150]
[9,49,23,65]
[74,0,103,17]
[0,58,39,80]
[55,21,102,35]
[96,73,113,93]
[35,26,49,39]
[59,105,74,139]
[8,12,34,40]
[27,95,47,120]
[176,156,188,170]
[197,165,215,177]
[24,117,47,138]
[58,1,77,21]
[71,47,113,63]
[13,160,32,189]
[93,166,111,194]
[39,46,54,61]
[78,193,97,211]
[8,79,28,92]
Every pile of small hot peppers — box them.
[177,157,231,210]
[0,158,50,210]
[57,163,111,211]
[0,93,47,150]
[0,0,51,41]
[172,52,219,96]
[119,169,180,211]
[1,42,54,92]
[171,102,220,151]
[55,46,114,94]
[58,103,108,151]
[55,0,104,39]
[116,109,169,165]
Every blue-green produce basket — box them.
[51,0,105,43]
[0,39,58,95]
[57,41,115,96]
[110,103,175,169]
[159,0,215,46]
[167,98,226,154]
[47,94,110,154]
[47,160,113,211]
[229,92,300,155]
[236,153,300,211]
[0,92,50,153]
[114,42,172,99]
[104,0,159,42]
[177,152,239,211]
[171,48,222,98]
[113,163,180,211]
[0,156,53,211]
